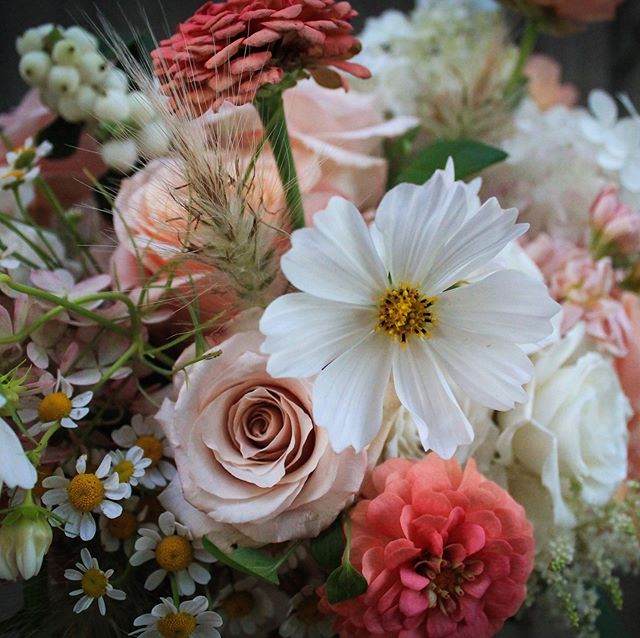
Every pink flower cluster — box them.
[152,0,370,115]
[590,185,640,256]
[527,234,631,357]
[321,455,535,638]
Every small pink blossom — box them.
[590,185,640,256]
[525,55,578,111]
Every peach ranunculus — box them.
[0,90,105,215]
[615,292,640,479]
[525,54,578,111]
[155,329,367,545]
[500,0,623,26]
[320,455,535,638]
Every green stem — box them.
[28,422,61,465]
[254,90,305,231]
[170,574,181,607]
[505,18,540,99]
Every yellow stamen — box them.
[114,459,135,483]
[81,567,108,598]
[377,285,438,345]
[38,392,72,422]
[296,594,323,624]
[67,473,105,512]
[157,612,197,638]
[222,591,255,618]
[107,511,137,540]
[155,535,193,572]
[134,435,163,467]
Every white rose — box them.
[496,322,630,532]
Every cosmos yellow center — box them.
[222,591,255,618]
[38,392,72,422]
[155,535,193,572]
[135,435,163,467]
[107,511,137,539]
[81,568,108,598]
[114,459,135,483]
[377,285,438,344]
[67,473,104,512]
[157,612,197,638]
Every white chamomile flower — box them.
[260,161,559,457]
[112,415,175,488]
[130,511,215,596]
[42,454,128,541]
[99,496,145,554]
[109,446,152,496]
[131,596,223,638]
[215,579,275,636]
[65,548,126,615]
[280,585,333,638]
[19,374,92,432]
[0,137,52,189]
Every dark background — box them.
[0,1,640,111]
[0,1,639,636]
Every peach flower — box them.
[156,329,367,545]
[615,292,640,479]
[320,455,535,638]
[525,55,578,111]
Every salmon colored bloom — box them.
[320,455,535,638]
[524,55,578,111]
[152,0,371,115]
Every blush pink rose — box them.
[0,90,105,215]
[320,455,535,638]
[156,329,367,545]
[525,55,578,111]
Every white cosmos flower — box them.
[0,417,37,492]
[131,596,223,637]
[260,162,559,457]
[65,548,126,615]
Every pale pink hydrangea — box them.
[590,185,640,256]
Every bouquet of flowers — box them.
[1,1,639,637]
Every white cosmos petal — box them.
[424,199,526,293]
[313,332,393,452]
[438,271,560,343]
[429,326,532,411]
[260,293,376,378]
[374,174,469,284]
[393,343,473,459]
[281,197,387,304]
[589,89,618,127]
[0,417,37,489]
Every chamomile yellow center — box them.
[296,594,323,625]
[107,511,137,539]
[134,435,163,467]
[155,535,193,572]
[38,392,72,422]
[377,285,438,344]
[81,567,108,598]
[114,459,135,483]
[157,612,197,638]
[222,591,255,618]
[67,473,104,512]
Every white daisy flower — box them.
[19,374,92,432]
[0,137,52,189]
[260,162,559,457]
[112,415,175,488]
[0,416,37,492]
[215,579,275,636]
[109,446,152,496]
[131,596,223,637]
[129,511,215,596]
[42,454,129,541]
[64,547,126,615]
[99,496,146,554]
[280,585,333,638]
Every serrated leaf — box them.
[310,517,345,572]
[202,537,298,585]
[36,117,84,159]
[326,561,368,604]
[395,139,508,186]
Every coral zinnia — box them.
[152,0,370,115]
[320,455,535,638]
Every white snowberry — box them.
[19,51,51,86]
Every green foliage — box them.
[310,516,346,572]
[325,561,368,604]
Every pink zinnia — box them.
[152,0,370,115]
[320,455,535,638]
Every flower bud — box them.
[77,52,109,84]
[52,39,82,66]
[19,51,51,86]
[101,139,138,173]
[590,186,640,258]
[0,509,52,580]
[47,65,80,96]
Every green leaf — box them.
[310,517,345,572]
[395,139,508,186]
[202,537,298,585]
[36,117,84,159]
[326,561,368,604]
